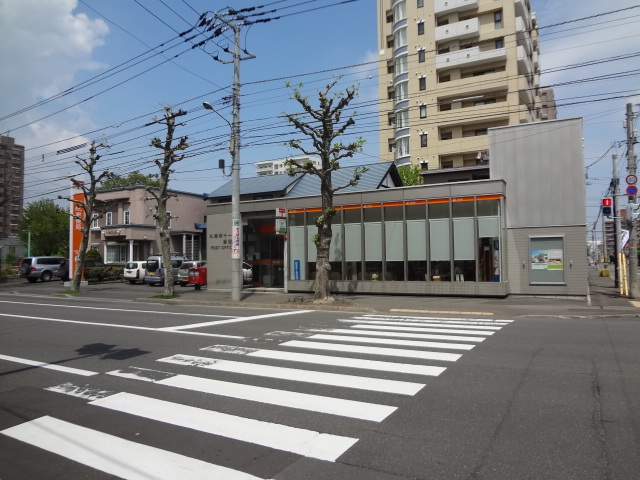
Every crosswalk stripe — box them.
[281,340,462,362]
[306,334,475,351]
[349,319,503,330]
[201,346,447,376]
[90,392,358,462]
[107,367,397,422]
[343,321,495,335]
[319,328,485,342]
[0,353,98,376]
[1,416,265,480]
[358,315,513,324]
[158,354,425,395]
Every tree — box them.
[58,141,112,293]
[98,170,159,190]
[284,80,366,304]
[398,164,424,186]
[148,106,189,296]
[18,199,68,256]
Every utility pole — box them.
[627,103,639,298]
[202,9,256,302]
[612,154,621,288]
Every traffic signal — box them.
[602,198,613,217]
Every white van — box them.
[123,261,147,284]
[144,255,185,286]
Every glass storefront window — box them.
[429,201,451,281]
[478,199,500,282]
[407,203,427,281]
[364,206,382,281]
[385,205,404,281]
[343,207,363,280]
[453,200,475,282]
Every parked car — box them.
[177,260,206,286]
[144,255,185,286]
[243,262,253,285]
[123,261,147,284]
[18,256,66,283]
[56,258,112,282]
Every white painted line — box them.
[352,320,502,330]
[0,300,232,319]
[46,382,116,401]
[201,345,446,376]
[107,368,396,422]
[91,392,358,462]
[0,354,97,376]
[1,416,263,480]
[319,328,485,343]
[0,313,242,339]
[281,340,462,362]
[359,314,513,323]
[342,321,495,335]
[307,334,474,351]
[158,354,425,395]
[159,310,313,331]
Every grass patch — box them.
[59,290,80,295]
[150,294,181,299]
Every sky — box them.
[1,0,639,242]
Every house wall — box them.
[94,187,207,262]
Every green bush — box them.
[84,265,124,283]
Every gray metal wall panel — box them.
[489,118,585,228]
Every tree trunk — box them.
[313,176,335,304]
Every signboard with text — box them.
[69,181,86,279]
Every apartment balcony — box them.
[435,17,479,43]
[435,0,478,16]
[514,0,532,25]
[436,102,511,128]
[436,46,506,70]
[518,77,534,107]
[516,45,533,77]
[515,17,532,55]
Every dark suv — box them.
[19,256,66,283]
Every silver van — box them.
[19,256,66,283]
[144,255,185,286]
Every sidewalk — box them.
[148,266,640,318]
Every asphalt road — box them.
[0,284,639,479]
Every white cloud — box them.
[1,0,109,198]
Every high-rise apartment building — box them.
[255,156,321,176]
[0,136,25,244]
[377,0,542,183]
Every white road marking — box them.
[90,392,358,462]
[0,299,232,318]
[0,313,243,339]
[158,354,425,395]
[1,416,264,480]
[307,334,475,351]
[107,367,396,422]
[46,382,115,401]
[202,345,447,376]
[358,314,513,323]
[281,340,462,362]
[352,320,502,330]
[341,320,496,335]
[0,354,97,376]
[158,310,314,331]
[317,328,485,343]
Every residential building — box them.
[93,186,206,263]
[539,87,557,120]
[255,156,321,176]
[377,0,542,184]
[206,118,587,297]
[0,136,25,255]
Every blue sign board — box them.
[294,260,301,280]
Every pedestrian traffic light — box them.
[602,198,613,217]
